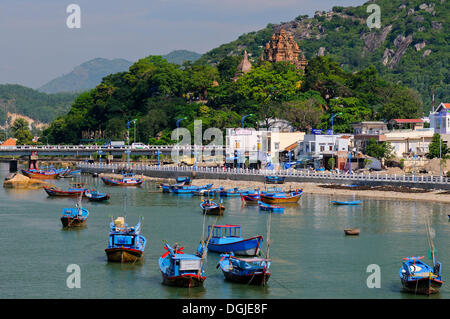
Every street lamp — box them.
[330,112,343,135]
[241,114,253,128]
[127,119,137,145]
[176,117,187,128]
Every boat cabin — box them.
[209,225,242,238]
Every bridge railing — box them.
[77,162,450,185]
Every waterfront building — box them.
[352,121,388,152]
[384,128,434,158]
[225,128,305,169]
[296,133,350,170]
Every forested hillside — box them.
[198,0,449,110]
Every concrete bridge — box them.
[0,144,224,156]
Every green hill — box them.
[198,0,449,111]
[162,50,202,65]
[0,84,77,124]
[38,58,133,94]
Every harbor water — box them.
[0,163,448,299]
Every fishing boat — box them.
[43,183,87,197]
[260,189,303,204]
[217,253,271,285]
[264,175,285,184]
[59,169,81,178]
[61,201,89,228]
[240,193,260,204]
[400,256,442,295]
[344,228,360,235]
[22,169,60,179]
[331,200,362,205]
[160,182,185,193]
[207,225,263,256]
[217,204,273,285]
[258,201,284,213]
[192,187,224,196]
[84,189,110,202]
[159,243,206,288]
[105,217,146,263]
[200,199,225,216]
[101,175,144,186]
[176,176,192,185]
[170,184,213,194]
[399,217,443,295]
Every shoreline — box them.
[101,173,450,204]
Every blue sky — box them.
[0,0,367,88]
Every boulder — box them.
[3,173,54,189]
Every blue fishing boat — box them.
[171,184,213,194]
[218,253,271,285]
[331,200,362,205]
[192,187,224,196]
[207,225,263,256]
[400,256,442,295]
[101,176,144,186]
[176,176,192,185]
[105,217,146,263]
[200,199,225,215]
[159,243,206,287]
[264,175,285,184]
[61,203,89,228]
[84,189,110,202]
[258,201,284,213]
[160,182,185,193]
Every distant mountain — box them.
[198,0,449,111]
[162,50,202,65]
[38,58,133,94]
[0,84,77,124]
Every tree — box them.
[427,133,449,159]
[11,118,33,145]
[364,138,394,160]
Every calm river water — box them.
[0,163,449,299]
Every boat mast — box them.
[425,216,435,267]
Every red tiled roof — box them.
[1,138,16,146]
[391,119,423,123]
[441,103,450,109]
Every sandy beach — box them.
[100,173,450,204]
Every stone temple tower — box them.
[232,50,252,81]
[262,29,307,71]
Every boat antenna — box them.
[425,215,436,267]
[198,216,219,276]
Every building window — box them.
[274,142,279,150]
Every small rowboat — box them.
[159,243,206,288]
[331,200,362,205]
[44,183,87,197]
[101,176,144,186]
[61,205,89,228]
[264,175,285,184]
[200,199,225,215]
[344,228,360,236]
[22,169,60,179]
[258,201,284,213]
[176,176,191,185]
[84,189,110,202]
[240,193,260,204]
[260,189,303,204]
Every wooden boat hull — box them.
[332,201,362,205]
[260,193,302,204]
[344,229,360,235]
[61,217,86,228]
[208,236,263,256]
[44,187,84,197]
[85,193,110,201]
[101,177,143,186]
[264,176,285,184]
[22,169,59,179]
[161,273,205,288]
[202,206,225,216]
[105,248,144,263]
[241,194,260,204]
[401,277,442,295]
[222,270,271,285]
